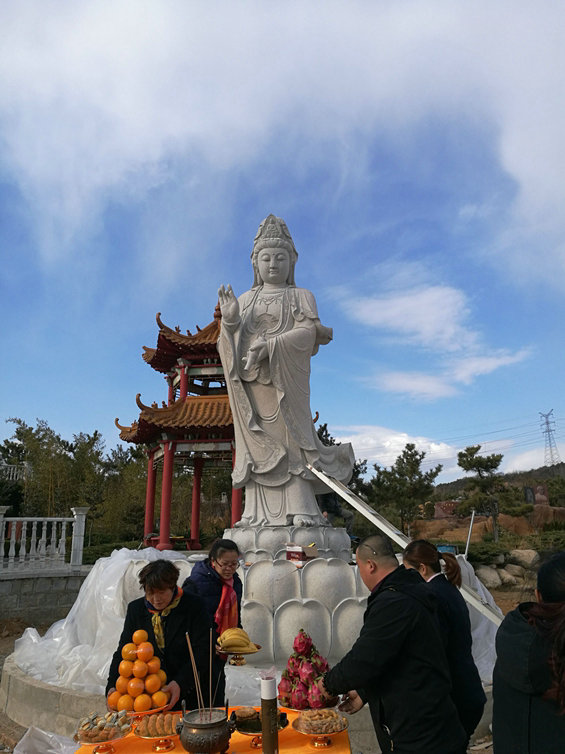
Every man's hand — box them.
[338,690,364,714]
[162,680,181,711]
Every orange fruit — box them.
[147,656,161,674]
[116,675,130,694]
[157,669,167,685]
[121,642,138,661]
[144,673,161,695]
[134,693,152,713]
[136,642,154,662]
[132,629,149,645]
[127,677,145,698]
[107,690,121,710]
[132,660,148,679]
[117,694,134,712]
[151,690,168,709]
[118,660,134,678]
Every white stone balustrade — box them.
[0,506,89,572]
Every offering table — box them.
[74,707,352,753]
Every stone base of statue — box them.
[223,525,352,562]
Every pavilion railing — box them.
[0,506,89,572]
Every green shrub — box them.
[465,541,507,566]
[82,541,140,564]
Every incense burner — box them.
[177,706,234,754]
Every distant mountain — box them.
[434,462,565,500]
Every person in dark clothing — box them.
[322,534,467,754]
[182,539,243,705]
[317,492,354,535]
[493,550,565,754]
[403,539,486,744]
[106,559,211,712]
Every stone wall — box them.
[0,568,91,624]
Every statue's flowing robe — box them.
[218,285,354,526]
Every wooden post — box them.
[157,441,175,550]
[144,449,157,542]
[190,457,203,549]
[179,364,188,399]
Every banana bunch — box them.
[217,627,257,653]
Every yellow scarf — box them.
[147,587,183,650]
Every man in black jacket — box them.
[322,534,467,754]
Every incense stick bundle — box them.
[209,628,213,716]
[185,632,205,712]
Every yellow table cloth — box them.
[74,708,352,753]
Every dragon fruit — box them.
[290,680,309,710]
[298,659,316,685]
[286,652,301,676]
[307,677,327,709]
[278,670,293,697]
[279,629,335,709]
[311,651,329,675]
[293,628,313,656]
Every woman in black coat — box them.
[106,559,211,712]
[182,539,243,706]
[493,551,565,753]
[403,540,486,745]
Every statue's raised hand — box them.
[218,284,239,325]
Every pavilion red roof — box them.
[115,394,232,444]
[142,309,221,373]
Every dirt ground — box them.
[0,589,534,751]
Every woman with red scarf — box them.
[183,539,243,706]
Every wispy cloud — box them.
[340,285,476,353]
[335,265,530,399]
[334,424,458,479]
[1,1,564,290]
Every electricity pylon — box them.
[540,409,561,466]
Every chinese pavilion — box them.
[115,307,242,550]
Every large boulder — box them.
[508,549,540,570]
[505,563,526,578]
[475,565,502,589]
[498,568,517,587]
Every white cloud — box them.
[335,424,458,481]
[0,1,564,286]
[371,371,458,401]
[449,349,531,384]
[339,285,476,352]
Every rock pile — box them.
[475,549,539,590]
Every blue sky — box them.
[1,1,564,483]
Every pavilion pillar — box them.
[167,377,174,406]
[157,441,175,551]
[231,445,243,526]
[179,364,188,399]
[190,457,203,549]
[144,450,157,542]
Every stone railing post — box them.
[0,506,9,564]
[70,507,89,567]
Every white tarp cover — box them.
[12,547,500,701]
[12,547,192,694]
[13,726,76,754]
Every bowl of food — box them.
[293,708,348,747]
[74,711,132,753]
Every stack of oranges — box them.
[107,629,169,713]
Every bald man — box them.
[323,534,467,754]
